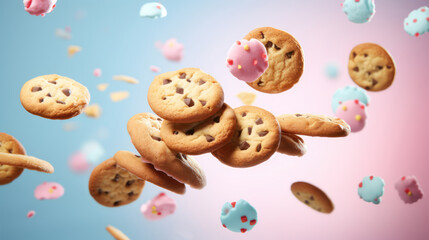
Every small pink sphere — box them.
[335,99,367,132]
[93,68,102,77]
[27,210,36,219]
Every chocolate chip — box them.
[255,118,263,125]
[295,114,302,117]
[237,129,242,137]
[200,100,207,106]
[353,67,359,72]
[186,79,191,83]
[257,80,263,86]
[242,112,247,117]
[310,196,314,201]
[367,72,372,76]
[260,31,265,39]
[372,79,378,86]
[179,73,186,79]
[56,100,66,104]
[274,44,281,50]
[151,136,161,141]
[104,191,109,195]
[62,89,71,96]
[184,98,194,107]
[213,116,220,123]
[265,41,273,48]
[377,66,383,70]
[8,149,12,153]
[176,88,184,94]
[365,86,371,90]
[162,97,167,100]
[0,142,2,147]
[134,154,141,158]
[199,79,206,85]
[239,141,250,150]
[112,174,120,182]
[296,192,300,196]
[286,51,294,58]
[173,131,179,135]
[163,79,172,85]
[352,52,357,58]
[258,131,268,137]
[205,135,215,142]
[48,81,57,84]
[31,86,42,92]
[46,93,52,97]
[39,98,44,103]
[97,189,103,195]
[113,201,121,206]
[185,129,195,135]
[157,118,162,121]
[364,53,368,57]
[304,200,309,205]
[128,191,134,197]
[256,143,262,152]
[126,180,135,186]
[248,127,252,135]
[387,65,392,69]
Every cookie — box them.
[0,133,26,185]
[160,104,237,155]
[106,225,130,240]
[20,74,90,119]
[147,68,224,123]
[277,133,306,157]
[89,158,145,207]
[348,43,396,91]
[244,27,304,94]
[113,151,186,194]
[291,182,334,214]
[277,114,350,137]
[0,153,54,173]
[127,113,206,188]
[212,106,280,168]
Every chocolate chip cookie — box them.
[277,133,306,157]
[160,104,237,155]
[20,74,90,119]
[348,43,396,91]
[212,106,281,168]
[291,182,334,214]
[0,153,54,173]
[244,27,304,93]
[0,133,26,185]
[147,68,224,123]
[277,114,350,137]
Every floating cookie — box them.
[113,75,139,84]
[348,43,396,91]
[155,39,183,62]
[106,225,130,240]
[141,192,176,220]
[291,182,334,213]
[89,158,145,207]
[127,113,206,188]
[226,39,268,82]
[139,2,167,19]
[332,85,370,113]
[20,74,90,120]
[335,100,367,133]
[358,176,385,205]
[277,133,306,157]
[0,133,26,185]
[114,151,186,195]
[148,68,224,123]
[342,0,375,24]
[0,153,54,174]
[68,45,81,57]
[395,176,423,204]
[243,27,304,94]
[403,6,429,37]
[277,114,350,137]
[221,199,257,233]
[24,0,57,16]
[160,104,237,155]
[237,92,256,105]
[34,182,64,200]
[212,106,280,168]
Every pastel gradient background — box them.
[0,0,428,239]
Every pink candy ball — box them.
[335,99,367,132]
[34,182,65,200]
[140,193,176,220]
[23,0,57,16]
[226,39,268,82]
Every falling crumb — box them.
[84,104,102,118]
[97,83,109,92]
[106,225,130,240]
[112,75,139,84]
[149,65,161,72]
[110,91,130,102]
[237,92,256,105]
[93,68,102,77]
[63,122,78,132]
[27,210,35,219]
[68,45,82,57]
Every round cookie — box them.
[89,158,145,207]
[348,43,396,91]
[160,104,237,155]
[113,151,186,195]
[277,114,350,137]
[291,182,334,214]
[0,153,54,173]
[243,27,304,94]
[147,68,224,123]
[127,113,206,189]
[277,133,307,157]
[106,225,130,240]
[0,133,26,185]
[212,106,280,168]
[20,74,90,119]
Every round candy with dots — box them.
[335,99,367,132]
[332,85,370,113]
[404,6,429,37]
[139,2,167,19]
[358,176,385,205]
[342,0,375,24]
[220,199,257,233]
[226,39,268,82]
[23,0,57,16]
[34,182,64,200]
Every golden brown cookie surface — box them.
[291,182,334,214]
[0,133,26,185]
[277,114,350,137]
